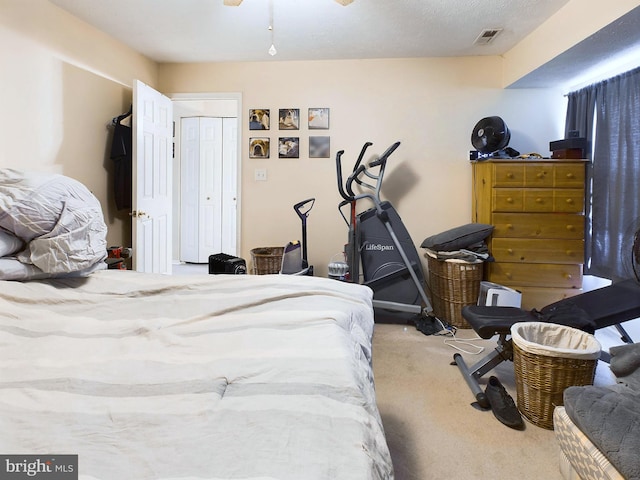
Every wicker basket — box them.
[511,322,601,430]
[425,250,483,328]
[250,247,284,275]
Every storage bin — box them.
[511,321,601,429]
[425,250,483,328]
[250,247,284,275]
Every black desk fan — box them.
[471,116,519,159]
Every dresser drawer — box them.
[487,262,582,288]
[492,164,525,187]
[510,286,584,310]
[493,189,524,211]
[491,238,584,264]
[524,164,554,187]
[491,213,584,239]
[553,189,585,213]
[493,189,584,213]
[554,164,585,187]
[492,162,585,188]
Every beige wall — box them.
[1,0,630,276]
[0,0,157,247]
[159,58,565,275]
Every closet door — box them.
[221,117,238,255]
[180,117,223,263]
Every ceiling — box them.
[50,0,569,63]
[49,0,640,88]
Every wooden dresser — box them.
[472,159,587,310]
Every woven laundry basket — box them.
[511,322,601,430]
[250,247,284,275]
[425,250,483,328]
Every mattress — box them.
[554,406,624,480]
[0,271,393,480]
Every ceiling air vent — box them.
[474,28,503,45]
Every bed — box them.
[0,270,393,479]
[554,343,640,480]
[0,169,393,479]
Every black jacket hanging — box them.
[110,106,132,210]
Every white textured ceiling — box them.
[50,0,569,63]
[49,0,640,88]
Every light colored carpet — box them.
[372,324,566,480]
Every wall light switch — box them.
[254,168,267,181]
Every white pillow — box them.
[0,257,106,281]
[0,257,49,281]
[0,229,24,257]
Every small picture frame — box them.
[249,109,270,130]
[279,109,300,130]
[249,137,270,158]
[279,137,300,158]
[308,108,330,129]
[309,136,330,158]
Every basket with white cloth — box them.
[511,322,601,429]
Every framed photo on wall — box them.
[279,137,300,158]
[249,137,270,158]
[249,109,270,130]
[308,108,330,129]
[309,136,330,158]
[279,109,300,130]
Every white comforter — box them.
[0,271,393,480]
[0,169,107,280]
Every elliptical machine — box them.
[336,141,446,333]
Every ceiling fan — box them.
[223,0,354,5]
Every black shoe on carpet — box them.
[485,376,524,430]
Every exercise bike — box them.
[336,141,447,333]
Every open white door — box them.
[132,80,173,273]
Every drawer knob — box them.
[506,272,512,279]
[566,173,575,179]
[506,172,514,179]
[536,197,543,203]
[537,173,544,179]
[566,198,574,204]
[565,273,573,280]
[506,223,513,230]
[507,248,514,254]
[507,197,513,203]
[566,225,575,231]
[566,250,573,256]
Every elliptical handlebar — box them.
[347,164,367,197]
[353,142,373,173]
[336,141,401,202]
[369,141,400,168]
[336,150,351,202]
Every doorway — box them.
[171,93,242,264]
